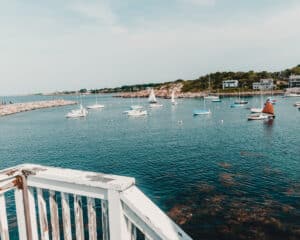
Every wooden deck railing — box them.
[0,164,192,240]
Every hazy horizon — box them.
[1,0,300,95]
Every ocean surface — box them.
[0,94,299,239]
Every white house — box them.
[253,78,274,90]
[222,80,239,89]
[289,75,300,88]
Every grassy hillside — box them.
[75,65,299,94]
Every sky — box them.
[0,0,300,95]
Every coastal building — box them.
[253,78,274,90]
[289,75,300,88]
[222,80,239,89]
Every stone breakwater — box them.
[0,100,77,117]
[115,90,284,99]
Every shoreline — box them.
[114,90,285,99]
[0,99,77,117]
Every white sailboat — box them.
[250,89,263,113]
[66,104,88,118]
[204,75,219,100]
[148,88,163,107]
[193,98,211,115]
[148,88,157,103]
[171,89,177,105]
[87,94,104,109]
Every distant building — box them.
[253,78,274,90]
[289,75,300,88]
[222,80,238,89]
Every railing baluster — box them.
[14,189,27,240]
[0,194,9,240]
[74,195,84,240]
[28,187,39,240]
[49,190,60,240]
[61,192,72,240]
[101,200,109,240]
[126,218,137,240]
[87,197,97,240]
[37,188,49,240]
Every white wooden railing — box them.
[0,164,192,240]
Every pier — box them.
[0,100,76,117]
[0,164,191,240]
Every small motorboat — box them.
[204,95,219,100]
[193,109,211,115]
[294,102,300,107]
[87,104,104,109]
[250,107,262,113]
[127,109,148,116]
[150,103,163,108]
[212,98,221,102]
[66,105,88,118]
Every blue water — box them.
[0,95,299,239]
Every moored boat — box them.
[127,109,148,116]
[248,99,275,121]
[66,105,88,118]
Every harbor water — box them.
[0,94,299,239]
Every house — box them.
[289,75,300,88]
[253,78,274,90]
[222,80,239,89]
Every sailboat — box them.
[148,88,163,108]
[193,98,211,115]
[87,94,105,109]
[250,89,263,113]
[204,75,219,100]
[171,89,178,105]
[231,89,248,107]
[66,104,88,118]
[248,99,275,121]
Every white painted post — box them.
[49,190,60,240]
[126,218,137,240]
[87,197,97,240]
[74,195,84,240]
[107,190,131,240]
[101,200,109,240]
[61,192,72,240]
[0,194,9,240]
[27,187,39,240]
[37,188,49,240]
[14,189,27,240]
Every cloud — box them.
[69,1,116,25]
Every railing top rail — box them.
[0,164,135,191]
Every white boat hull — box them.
[150,103,163,108]
[250,108,262,113]
[127,110,148,116]
[87,104,104,109]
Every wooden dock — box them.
[0,99,77,117]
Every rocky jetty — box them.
[0,99,76,117]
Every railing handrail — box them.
[0,164,193,240]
